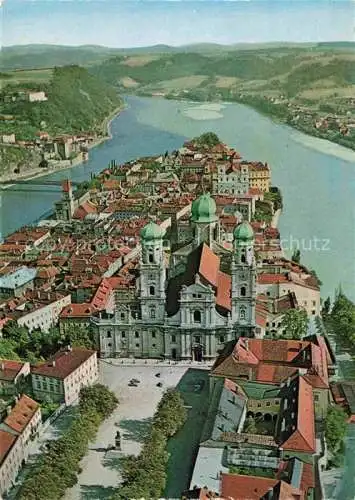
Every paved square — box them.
[65,360,208,499]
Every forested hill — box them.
[1,65,123,140]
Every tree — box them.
[291,247,301,263]
[325,405,347,453]
[244,416,257,434]
[191,132,221,149]
[322,296,331,317]
[63,324,96,349]
[0,339,21,360]
[280,309,309,340]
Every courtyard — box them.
[64,360,210,499]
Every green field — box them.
[1,68,53,86]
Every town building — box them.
[211,337,331,420]
[31,346,98,405]
[28,91,48,102]
[0,360,30,397]
[247,162,271,192]
[2,291,71,333]
[0,267,37,299]
[213,161,250,195]
[94,193,259,360]
[0,395,41,497]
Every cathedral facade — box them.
[95,193,258,361]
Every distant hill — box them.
[1,65,123,140]
[3,42,355,71]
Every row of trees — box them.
[115,389,187,499]
[0,321,96,363]
[17,384,118,500]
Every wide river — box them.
[1,96,354,300]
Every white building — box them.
[0,395,41,497]
[95,193,259,361]
[31,347,98,405]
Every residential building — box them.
[1,134,16,144]
[247,161,271,192]
[257,273,320,317]
[0,360,30,396]
[5,292,71,333]
[31,347,98,405]
[28,91,47,102]
[211,337,331,419]
[0,267,37,298]
[0,395,41,497]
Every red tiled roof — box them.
[62,179,71,193]
[32,347,96,380]
[216,271,232,311]
[220,473,278,499]
[73,201,98,220]
[4,395,39,434]
[0,430,17,465]
[198,244,220,288]
[60,303,94,318]
[282,377,316,454]
[0,359,26,381]
[258,273,289,284]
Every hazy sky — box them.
[2,0,354,48]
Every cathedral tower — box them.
[231,221,256,336]
[139,222,166,323]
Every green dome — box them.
[140,221,164,242]
[191,193,218,223]
[233,222,254,242]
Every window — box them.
[240,286,246,297]
[240,307,246,320]
[149,285,155,296]
[120,313,125,320]
[135,331,139,338]
[194,335,201,344]
[193,310,201,323]
[152,331,156,338]
[152,344,156,348]
[108,342,112,347]
[150,308,156,319]
[135,343,140,348]
[171,335,176,343]
[149,253,154,263]
[312,300,316,306]
[266,401,271,407]
[197,294,202,298]
[219,335,225,344]
[314,394,319,402]
[241,254,246,263]
[312,310,316,315]
[257,403,261,408]
[107,331,112,338]
[121,331,126,338]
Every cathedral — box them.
[96,193,258,361]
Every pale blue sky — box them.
[2,0,354,47]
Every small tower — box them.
[139,221,166,323]
[190,193,220,246]
[231,221,256,336]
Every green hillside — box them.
[1,65,123,140]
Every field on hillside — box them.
[1,68,53,86]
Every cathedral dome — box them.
[233,222,254,242]
[140,221,164,241]
[191,193,218,223]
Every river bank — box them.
[148,93,355,159]
[0,104,125,185]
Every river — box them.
[1,96,354,301]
